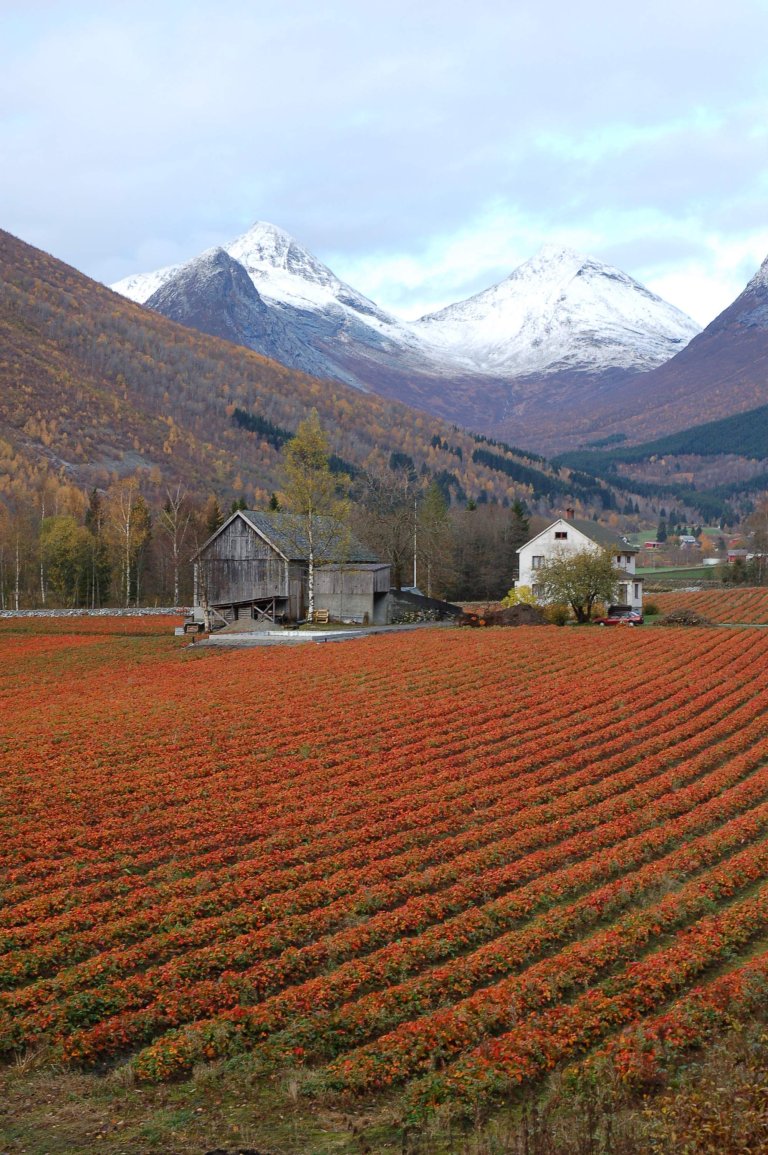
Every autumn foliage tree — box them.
[104,477,152,606]
[40,516,92,606]
[281,409,350,620]
[534,546,619,623]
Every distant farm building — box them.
[192,510,390,626]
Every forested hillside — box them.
[1,229,632,607]
[0,229,609,510]
[553,403,768,524]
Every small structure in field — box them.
[191,510,390,626]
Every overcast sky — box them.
[2,0,767,326]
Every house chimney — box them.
[565,506,575,521]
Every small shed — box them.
[192,510,389,625]
[314,562,391,623]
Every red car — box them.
[596,605,644,626]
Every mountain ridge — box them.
[0,226,609,515]
[113,222,700,395]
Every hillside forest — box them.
[0,452,539,610]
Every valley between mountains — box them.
[113,222,704,452]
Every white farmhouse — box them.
[517,510,643,611]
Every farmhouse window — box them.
[554,531,568,540]
[532,555,545,569]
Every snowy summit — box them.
[111,230,701,385]
[414,245,701,376]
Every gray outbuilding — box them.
[192,510,390,626]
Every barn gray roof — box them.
[241,511,380,563]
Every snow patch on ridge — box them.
[110,231,703,379]
[414,245,701,375]
[111,264,182,304]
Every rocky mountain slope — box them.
[553,253,768,449]
[0,227,608,512]
[113,225,701,446]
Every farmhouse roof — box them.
[518,517,639,554]
[196,510,380,564]
[568,518,638,551]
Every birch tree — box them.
[417,481,454,597]
[281,409,349,621]
[158,484,193,605]
[104,477,151,606]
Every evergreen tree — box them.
[84,488,111,608]
[505,499,530,580]
[202,495,224,540]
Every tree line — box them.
[0,475,232,610]
[0,450,534,611]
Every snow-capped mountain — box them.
[414,245,700,376]
[112,225,699,384]
[111,225,706,445]
[117,222,450,392]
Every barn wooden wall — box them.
[199,519,288,605]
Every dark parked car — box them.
[595,605,644,626]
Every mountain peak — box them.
[415,247,700,375]
[515,245,644,290]
[233,220,303,251]
[193,245,234,267]
[227,220,336,289]
[530,242,589,266]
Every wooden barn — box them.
[192,510,390,625]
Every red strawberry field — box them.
[2,612,768,1148]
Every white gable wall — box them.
[517,519,642,610]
